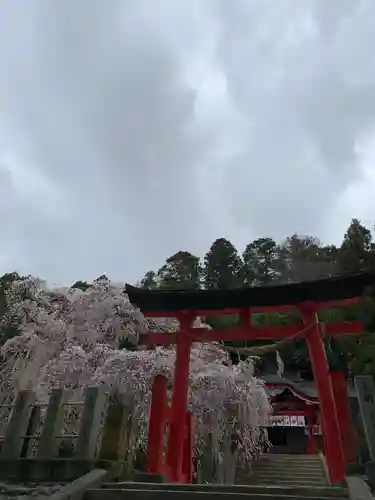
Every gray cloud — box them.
[0,1,375,284]
[0,1,219,282]
[214,0,375,238]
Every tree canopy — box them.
[139,218,375,378]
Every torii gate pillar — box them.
[300,304,346,483]
[166,314,193,482]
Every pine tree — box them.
[338,219,375,273]
[203,238,244,289]
[243,237,281,285]
[72,280,92,291]
[157,251,201,289]
[140,271,158,289]
[279,234,338,281]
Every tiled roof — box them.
[262,374,357,399]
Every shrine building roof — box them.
[263,374,358,401]
[126,271,375,313]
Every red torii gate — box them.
[126,272,375,484]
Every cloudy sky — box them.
[1,0,375,285]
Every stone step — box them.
[262,458,323,460]
[102,483,347,498]
[250,467,325,475]
[252,464,324,471]
[239,474,327,481]
[254,462,324,468]
[236,476,327,483]
[243,454,327,485]
[257,463,324,467]
[249,477,327,485]
[249,469,326,477]
[255,458,323,465]
[86,489,348,500]
[250,474,328,484]
[249,473,326,481]
[252,460,323,466]
[248,480,329,487]
[235,454,330,488]
[259,454,322,459]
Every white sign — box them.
[267,415,307,428]
[354,375,375,461]
[297,416,306,427]
[290,416,298,427]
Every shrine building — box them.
[261,371,358,455]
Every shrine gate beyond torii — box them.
[126,272,375,484]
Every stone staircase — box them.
[85,481,349,500]
[84,455,349,500]
[235,454,331,487]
